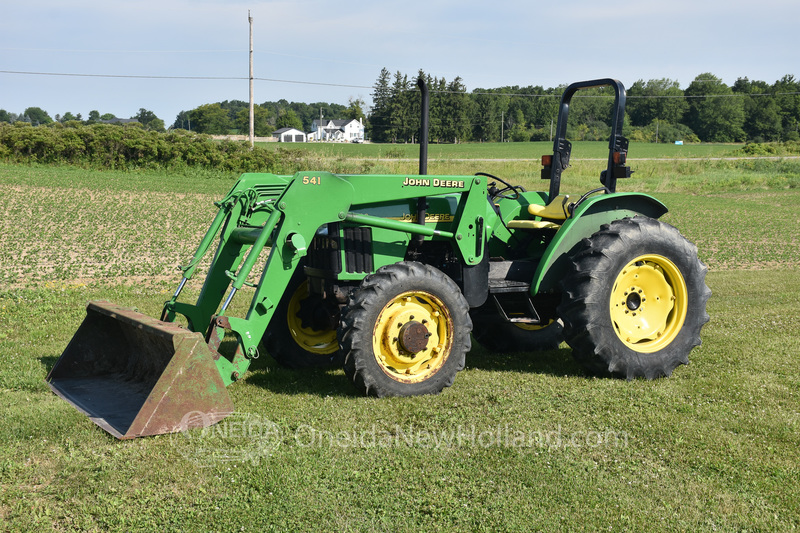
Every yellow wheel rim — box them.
[286,283,338,355]
[372,291,453,383]
[514,319,554,332]
[609,255,688,353]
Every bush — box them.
[529,128,550,142]
[0,122,283,173]
[625,120,699,144]
[732,141,800,157]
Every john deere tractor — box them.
[47,78,710,439]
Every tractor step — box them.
[489,293,541,325]
[488,279,531,294]
[486,260,544,324]
[488,260,535,294]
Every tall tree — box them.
[172,111,191,130]
[344,97,367,122]
[441,76,473,143]
[685,73,745,142]
[471,89,504,142]
[23,107,52,125]
[733,78,782,141]
[389,71,413,142]
[428,75,446,143]
[508,108,529,142]
[235,105,271,136]
[772,74,800,141]
[59,112,79,123]
[627,78,688,127]
[369,67,393,142]
[133,108,165,132]
[188,103,231,134]
[568,86,614,129]
[275,109,303,131]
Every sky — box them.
[2,0,798,126]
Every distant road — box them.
[367,156,800,162]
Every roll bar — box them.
[542,78,631,198]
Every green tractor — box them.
[47,78,710,438]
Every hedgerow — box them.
[0,122,285,173]
[731,141,800,157]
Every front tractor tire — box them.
[339,262,472,397]
[558,216,710,380]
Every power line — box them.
[2,69,799,99]
[0,47,384,68]
[0,69,374,90]
[254,77,371,90]
[0,47,244,54]
[0,70,244,81]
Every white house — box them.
[273,127,307,142]
[310,118,364,142]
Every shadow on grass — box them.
[464,343,587,378]
[39,355,60,373]
[38,341,588,400]
[244,340,588,398]
[245,355,356,398]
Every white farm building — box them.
[309,118,364,142]
[273,127,307,143]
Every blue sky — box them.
[2,0,798,125]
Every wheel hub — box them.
[625,291,642,311]
[398,321,430,354]
[372,291,451,383]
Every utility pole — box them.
[501,111,504,142]
[248,10,254,148]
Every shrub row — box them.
[0,122,284,173]
[732,141,800,157]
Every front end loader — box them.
[48,78,710,439]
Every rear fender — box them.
[531,193,668,294]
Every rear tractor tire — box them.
[339,262,472,397]
[264,268,344,369]
[558,216,710,380]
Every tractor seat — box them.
[527,194,572,220]
[506,195,572,230]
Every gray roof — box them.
[273,127,304,134]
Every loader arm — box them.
[165,172,491,386]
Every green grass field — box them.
[259,140,738,161]
[1,149,799,531]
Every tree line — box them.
[0,107,167,132]
[170,99,366,137]
[368,70,800,144]
[3,70,799,144]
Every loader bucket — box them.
[47,301,234,439]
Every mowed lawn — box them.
[0,157,798,531]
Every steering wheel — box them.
[476,172,524,200]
